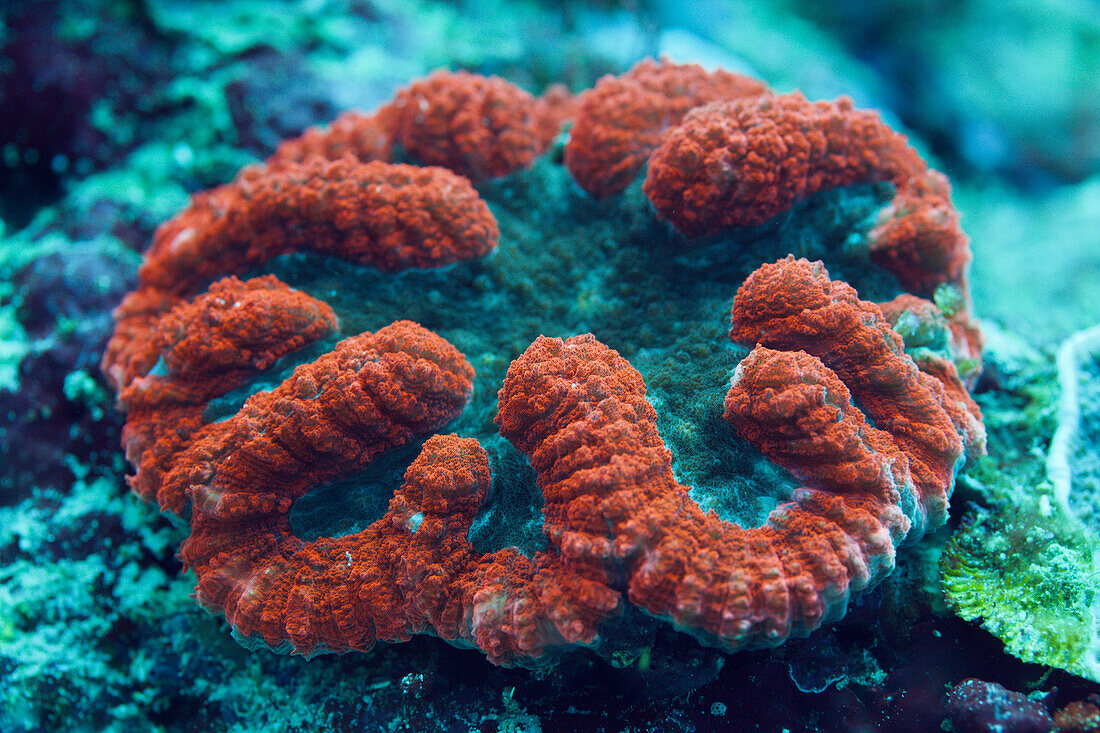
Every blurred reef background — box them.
[1,0,1100,731]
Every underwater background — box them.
[2,0,1100,731]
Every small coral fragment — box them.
[946,679,1054,733]
[565,58,768,199]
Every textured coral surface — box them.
[119,275,338,513]
[102,157,499,392]
[644,94,923,234]
[644,94,971,297]
[180,325,476,656]
[729,256,985,534]
[565,59,768,199]
[389,70,546,179]
[101,64,983,669]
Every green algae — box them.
[942,504,1097,678]
[940,324,1100,682]
[0,283,28,392]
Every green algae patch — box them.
[940,324,1100,682]
[941,502,1099,680]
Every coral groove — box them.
[491,258,980,654]
[119,275,338,513]
[179,324,477,657]
[730,256,984,533]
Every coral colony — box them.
[102,60,984,667]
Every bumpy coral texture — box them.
[867,169,971,295]
[102,66,987,668]
[102,157,498,391]
[140,158,497,294]
[494,258,978,654]
[724,347,914,503]
[565,58,768,199]
[531,83,577,149]
[178,324,477,656]
[389,70,546,179]
[118,275,338,514]
[729,256,985,534]
[115,276,617,665]
[878,293,985,425]
[644,94,971,296]
[267,70,567,180]
[879,293,983,368]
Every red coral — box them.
[173,320,474,515]
[565,58,768,199]
[101,287,190,395]
[495,331,909,652]
[1054,697,1100,732]
[490,261,981,654]
[98,65,990,669]
[868,169,971,294]
[110,259,616,665]
[643,94,972,295]
[266,107,398,169]
[177,322,475,653]
[877,293,982,369]
[183,423,618,665]
[644,94,924,234]
[265,71,556,180]
[724,347,915,502]
[729,256,982,533]
[101,156,498,391]
[531,82,577,149]
[118,276,338,513]
[173,324,618,665]
[389,70,545,179]
[139,157,498,296]
[128,275,337,403]
[878,293,986,448]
